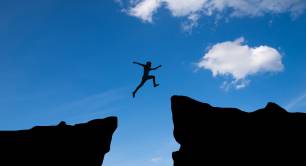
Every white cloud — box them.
[197,37,284,89]
[128,0,161,22]
[207,0,306,17]
[164,0,207,16]
[125,0,306,28]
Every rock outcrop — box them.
[171,96,306,165]
[0,116,117,166]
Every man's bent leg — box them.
[148,75,159,87]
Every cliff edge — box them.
[0,116,117,166]
[171,95,306,165]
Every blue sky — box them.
[0,0,306,165]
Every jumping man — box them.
[132,61,162,98]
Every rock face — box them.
[0,116,117,166]
[171,96,306,165]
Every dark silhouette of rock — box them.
[0,117,117,166]
[171,95,306,165]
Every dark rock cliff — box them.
[0,116,117,166]
[171,95,306,165]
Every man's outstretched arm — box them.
[151,65,162,70]
[133,61,145,67]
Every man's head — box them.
[146,61,152,67]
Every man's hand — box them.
[156,65,162,69]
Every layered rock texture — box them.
[0,116,117,166]
[171,95,306,165]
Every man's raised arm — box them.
[133,61,145,67]
[151,65,162,70]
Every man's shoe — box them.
[132,92,136,98]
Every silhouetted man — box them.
[132,61,162,98]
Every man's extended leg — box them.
[148,75,159,87]
[133,80,146,98]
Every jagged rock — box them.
[171,95,306,165]
[0,116,117,166]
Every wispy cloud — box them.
[150,156,162,163]
[286,92,306,111]
[114,0,123,6]
[120,0,306,30]
[41,88,127,124]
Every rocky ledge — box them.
[171,96,306,165]
[0,116,117,166]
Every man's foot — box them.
[154,84,159,87]
[132,91,136,98]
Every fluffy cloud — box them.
[125,0,306,26]
[197,37,284,89]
